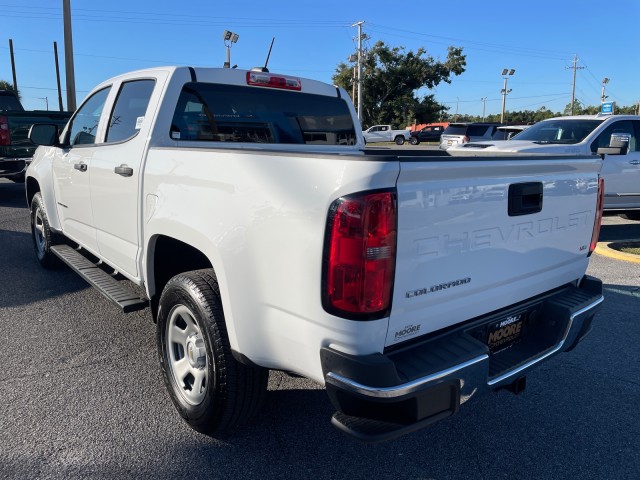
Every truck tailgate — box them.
[388,155,601,347]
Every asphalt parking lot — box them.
[1,178,639,480]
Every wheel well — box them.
[26,177,40,207]
[150,235,213,319]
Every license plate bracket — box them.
[486,311,527,354]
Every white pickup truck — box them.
[362,124,411,145]
[26,66,604,442]
[448,114,640,220]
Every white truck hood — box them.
[447,140,589,156]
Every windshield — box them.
[514,119,603,144]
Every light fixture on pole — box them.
[500,68,515,124]
[601,77,610,103]
[223,30,239,68]
[480,97,487,121]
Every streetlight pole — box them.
[500,68,515,124]
[352,21,364,122]
[481,97,487,121]
[601,77,609,104]
[222,30,239,68]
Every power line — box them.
[366,23,571,60]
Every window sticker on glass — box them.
[135,116,144,130]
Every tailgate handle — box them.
[508,182,543,216]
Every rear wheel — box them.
[157,269,268,435]
[30,192,62,269]
[394,135,405,145]
[409,137,419,145]
[622,211,640,221]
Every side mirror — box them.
[597,146,625,156]
[28,124,59,146]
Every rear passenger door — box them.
[591,120,640,209]
[90,77,162,279]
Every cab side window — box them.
[591,120,638,153]
[68,87,110,146]
[105,79,155,143]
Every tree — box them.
[333,41,466,128]
[0,80,20,100]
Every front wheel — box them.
[157,269,268,435]
[409,137,419,145]
[30,192,62,269]
[394,135,405,145]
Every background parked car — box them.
[409,125,445,144]
[491,124,530,140]
[439,122,501,150]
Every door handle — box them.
[114,164,134,177]
[629,160,640,165]
[74,162,87,172]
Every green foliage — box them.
[0,80,20,100]
[460,103,639,124]
[333,41,466,128]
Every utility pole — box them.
[566,54,584,116]
[63,0,77,111]
[9,39,18,93]
[53,42,64,111]
[481,97,487,121]
[352,21,364,122]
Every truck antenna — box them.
[264,37,275,72]
[251,37,275,73]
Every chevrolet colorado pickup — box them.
[0,90,71,183]
[26,66,604,442]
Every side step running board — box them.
[51,244,149,313]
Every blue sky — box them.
[1,0,638,120]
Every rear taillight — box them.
[323,190,397,319]
[246,71,302,91]
[0,116,10,146]
[589,177,605,256]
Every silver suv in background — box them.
[439,123,501,149]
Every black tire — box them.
[622,211,640,221]
[394,135,405,145]
[30,192,62,269]
[157,269,268,435]
[409,136,419,145]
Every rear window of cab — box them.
[170,82,357,146]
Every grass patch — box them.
[609,242,640,256]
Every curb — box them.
[594,242,640,264]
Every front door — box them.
[592,120,640,209]
[52,87,111,253]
